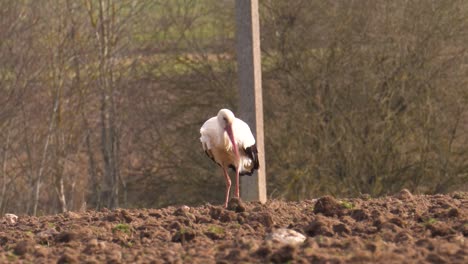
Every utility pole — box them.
[235,0,267,204]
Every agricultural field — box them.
[0,190,466,263]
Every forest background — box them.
[0,0,467,216]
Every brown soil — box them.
[0,190,466,263]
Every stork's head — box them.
[217,109,239,159]
[217,109,235,128]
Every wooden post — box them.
[235,0,267,203]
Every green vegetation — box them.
[425,218,438,225]
[6,252,17,261]
[207,225,225,235]
[340,201,355,210]
[113,224,132,234]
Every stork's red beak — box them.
[226,125,239,159]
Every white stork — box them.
[200,109,259,208]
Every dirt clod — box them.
[209,206,223,220]
[395,231,413,243]
[305,217,334,237]
[220,210,237,222]
[227,197,246,212]
[397,189,413,200]
[427,223,456,237]
[447,208,459,218]
[426,253,448,264]
[270,245,296,264]
[333,223,351,235]
[313,196,343,217]
[57,249,79,264]
[121,209,134,223]
[56,231,77,243]
[351,209,369,221]
[13,240,33,256]
[63,211,81,219]
[171,228,196,243]
[34,246,48,257]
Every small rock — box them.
[4,213,18,224]
[396,189,413,200]
[266,228,306,246]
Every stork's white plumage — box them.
[200,109,259,208]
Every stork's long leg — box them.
[235,168,240,198]
[222,167,231,208]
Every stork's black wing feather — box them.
[238,144,259,176]
[246,144,259,170]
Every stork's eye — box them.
[223,117,227,121]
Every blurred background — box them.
[0,0,467,215]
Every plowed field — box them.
[0,190,466,263]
